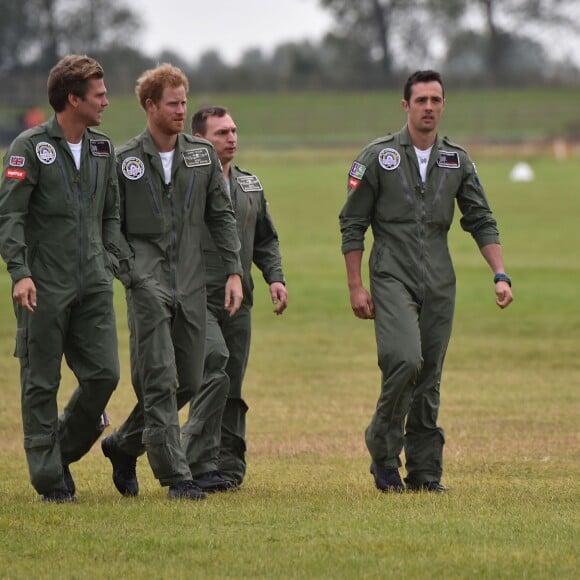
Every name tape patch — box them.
[183,148,211,167]
[89,139,111,157]
[236,175,262,192]
[437,150,460,168]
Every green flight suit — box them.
[111,130,242,486]
[0,117,120,495]
[339,126,500,484]
[182,165,285,484]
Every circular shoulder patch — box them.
[121,156,145,180]
[378,147,401,171]
[35,142,57,165]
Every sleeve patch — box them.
[348,176,361,190]
[349,161,366,180]
[9,155,26,167]
[5,168,27,180]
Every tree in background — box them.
[0,1,39,73]
[318,0,579,86]
[0,0,140,73]
[319,0,467,86]
[58,0,141,56]
[447,0,580,86]
[1,0,579,98]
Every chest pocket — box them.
[428,169,463,226]
[124,176,165,235]
[185,169,210,225]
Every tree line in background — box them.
[0,0,579,105]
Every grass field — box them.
[0,101,579,577]
[2,88,580,149]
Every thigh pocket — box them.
[14,327,29,367]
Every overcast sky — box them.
[132,0,334,65]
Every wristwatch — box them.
[493,273,512,287]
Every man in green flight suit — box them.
[0,55,121,503]
[181,106,288,490]
[101,65,243,501]
[339,70,514,493]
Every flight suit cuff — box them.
[474,233,500,249]
[225,268,243,279]
[341,241,365,254]
[10,266,32,283]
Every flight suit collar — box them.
[399,124,444,151]
[45,115,90,167]
[141,129,186,182]
[399,125,446,179]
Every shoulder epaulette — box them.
[86,126,110,140]
[183,133,213,147]
[116,137,140,155]
[369,134,395,147]
[233,165,254,177]
[442,135,467,153]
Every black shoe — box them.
[63,464,76,496]
[370,463,405,492]
[192,471,237,493]
[406,480,449,492]
[167,480,207,501]
[42,489,76,503]
[101,436,139,496]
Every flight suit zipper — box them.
[418,181,427,301]
[74,170,84,302]
[167,182,178,307]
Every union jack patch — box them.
[9,155,25,167]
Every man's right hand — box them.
[13,277,37,312]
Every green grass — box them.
[107,88,580,147]
[4,88,578,149]
[0,149,579,578]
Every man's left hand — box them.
[495,281,513,309]
[224,274,243,316]
[269,282,288,315]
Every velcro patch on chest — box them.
[236,175,262,192]
[121,156,145,180]
[89,139,111,157]
[183,148,211,167]
[437,150,460,168]
[35,142,57,165]
[378,148,401,171]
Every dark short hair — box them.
[47,55,104,113]
[191,105,229,135]
[403,70,445,102]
